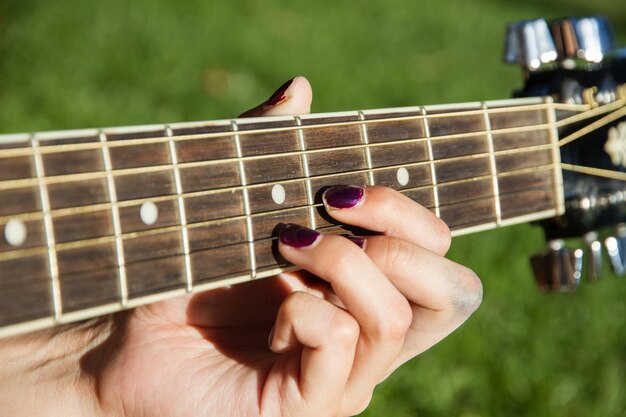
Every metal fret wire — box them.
[482,103,502,225]
[0,142,556,224]
[0,160,559,262]
[0,122,558,192]
[421,107,440,217]
[232,120,257,278]
[99,130,129,306]
[358,111,375,186]
[166,125,193,292]
[295,116,317,230]
[30,135,62,320]
[0,99,606,159]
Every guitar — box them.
[0,16,624,339]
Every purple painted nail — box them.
[345,236,366,249]
[324,186,364,209]
[265,78,294,106]
[279,224,320,248]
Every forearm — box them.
[0,319,113,417]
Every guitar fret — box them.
[482,103,502,226]
[99,130,128,306]
[421,108,440,217]
[294,116,316,229]
[544,96,566,215]
[358,111,375,185]
[166,126,193,292]
[31,136,62,321]
[232,120,257,279]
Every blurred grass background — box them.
[1,0,625,415]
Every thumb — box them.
[239,76,313,118]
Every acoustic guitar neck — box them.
[0,95,575,338]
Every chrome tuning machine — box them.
[504,18,558,71]
[530,240,583,292]
[583,232,602,282]
[551,16,615,69]
[605,226,626,276]
[505,15,620,72]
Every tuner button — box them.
[595,75,618,105]
[584,232,602,282]
[530,240,583,292]
[551,16,616,68]
[605,226,626,276]
[504,18,558,71]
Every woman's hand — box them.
[0,77,482,417]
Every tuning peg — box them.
[583,232,602,282]
[605,226,626,276]
[594,75,618,105]
[530,240,583,292]
[505,18,558,71]
[551,16,616,68]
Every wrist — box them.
[0,318,114,417]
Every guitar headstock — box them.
[505,16,626,291]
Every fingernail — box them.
[323,186,364,209]
[268,325,275,349]
[344,236,366,249]
[265,78,295,106]
[279,224,320,248]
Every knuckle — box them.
[450,266,483,315]
[384,300,413,340]
[369,297,412,341]
[329,310,360,348]
[281,291,310,317]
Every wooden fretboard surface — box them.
[0,96,565,337]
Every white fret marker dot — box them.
[271,184,286,204]
[397,167,410,186]
[140,201,159,225]
[4,219,27,247]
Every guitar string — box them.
[0,101,573,158]
[0,161,558,263]
[560,163,626,182]
[0,98,618,191]
[558,105,626,147]
[554,103,626,181]
[554,97,625,137]
[0,143,555,224]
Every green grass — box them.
[1,0,625,415]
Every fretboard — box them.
[0,96,565,337]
